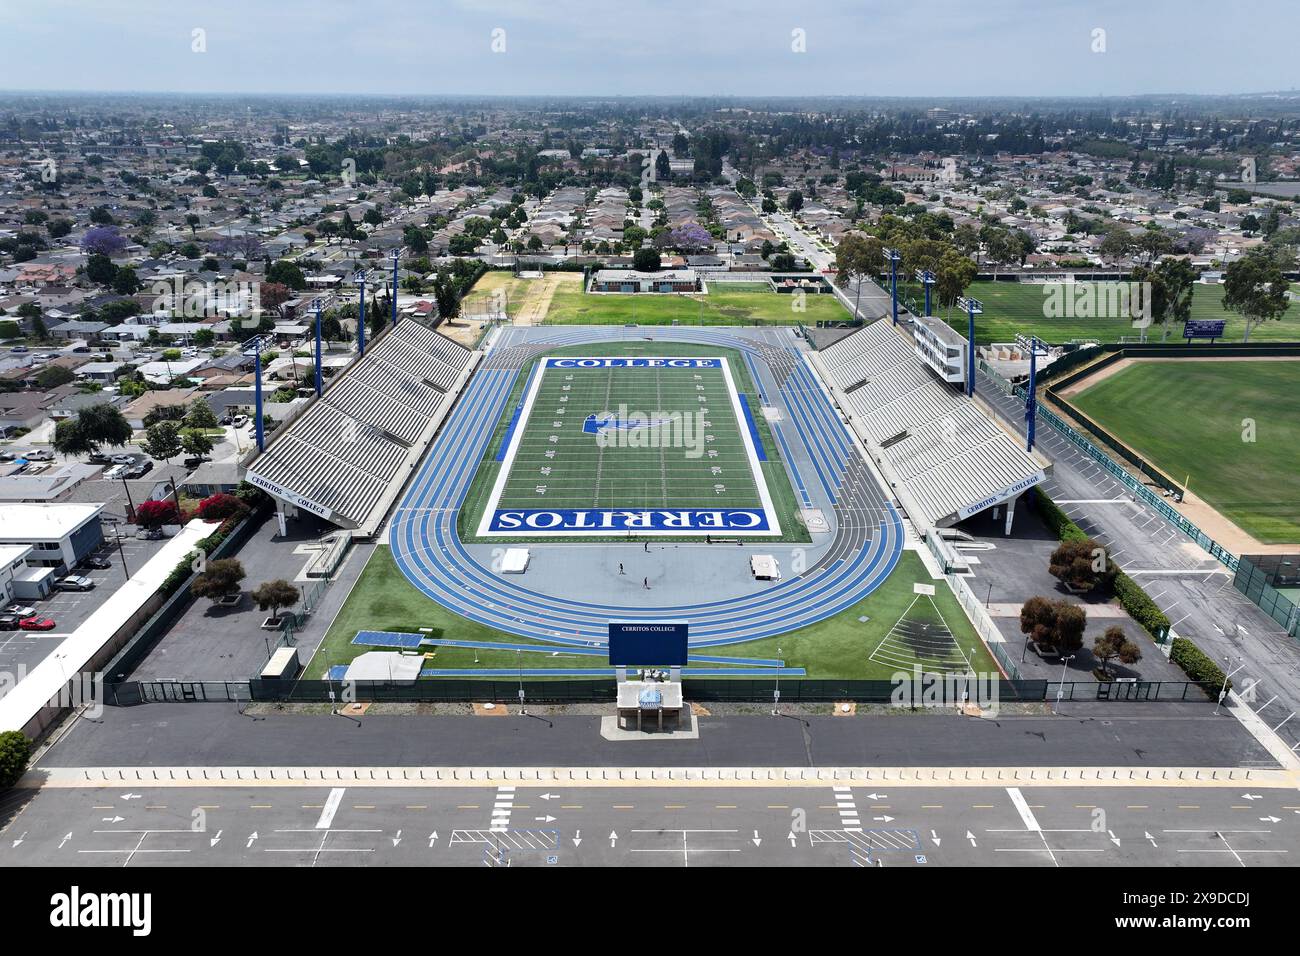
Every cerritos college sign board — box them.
[244,471,336,521]
[955,470,1047,521]
[608,620,690,667]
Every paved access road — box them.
[2,783,1295,867]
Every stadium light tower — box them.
[390,249,400,327]
[884,248,902,325]
[311,297,323,398]
[1023,333,1048,453]
[914,269,936,317]
[353,270,368,357]
[956,295,982,398]
[243,322,266,453]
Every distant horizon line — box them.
[0,88,1297,102]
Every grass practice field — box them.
[460,341,810,542]
[899,280,1300,346]
[544,281,849,325]
[307,548,997,680]
[1070,359,1300,543]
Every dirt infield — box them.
[514,272,578,325]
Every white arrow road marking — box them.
[1145,831,1158,848]
[873,815,895,823]
[58,833,72,849]
[572,829,582,847]
[210,829,222,847]
[788,830,797,847]
[931,829,941,847]
[864,793,887,800]
[752,829,762,846]
[428,831,439,847]
[966,830,977,847]
[535,815,556,823]
[539,793,560,801]
[392,829,403,846]
[101,816,124,823]
[120,793,142,801]
[246,831,258,848]
[1108,829,1121,847]
[10,831,25,848]
[609,830,619,847]
[1260,816,1281,823]
[1242,794,1262,801]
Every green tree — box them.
[185,398,218,430]
[181,428,214,461]
[251,579,300,623]
[632,247,661,272]
[1048,538,1116,593]
[834,233,885,321]
[0,731,32,789]
[141,420,183,464]
[1093,626,1142,678]
[85,253,116,285]
[190,558,246,603]
[73,403,133,451]
[35,365,75,389]
[1223,248,1293,342]
[1019,596,1087,656]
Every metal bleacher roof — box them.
[245,320,472,529]
[816,319,1047,528]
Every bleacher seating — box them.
[246,321,473,529]
[816,319,1045,528]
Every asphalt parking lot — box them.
[0,527,169,677]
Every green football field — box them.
[497,357,761,511]
[1070,359,1300,543]
[459,341,809,542]
[898,280,1300,346]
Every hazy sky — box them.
[1,0,1295,98]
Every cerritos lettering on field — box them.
[488,508,771,534]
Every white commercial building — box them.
[0,503,105,573]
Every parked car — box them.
[19,616,56,631]
[88,452,110,464]
[0,615,20,631]
[110,454,135,465]
[78,555,113,570]
[23,449,53,461]
[125,460,153,478]
[9,345,28,353]
[103,464,127,480]
[3,604,35,617]
[231,415,249,428]
[136,527,165,541]
[55,575,95,592]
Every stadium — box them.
[241,269,1058,686]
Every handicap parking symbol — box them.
[914,855,927,864]
[547,855,558,865]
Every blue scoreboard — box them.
[607,620,690,667]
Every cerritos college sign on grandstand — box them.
[477,355,782,537]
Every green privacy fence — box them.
[1234,555,1300,638]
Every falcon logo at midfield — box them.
[581,411,674,435]
[581,404,704,457]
